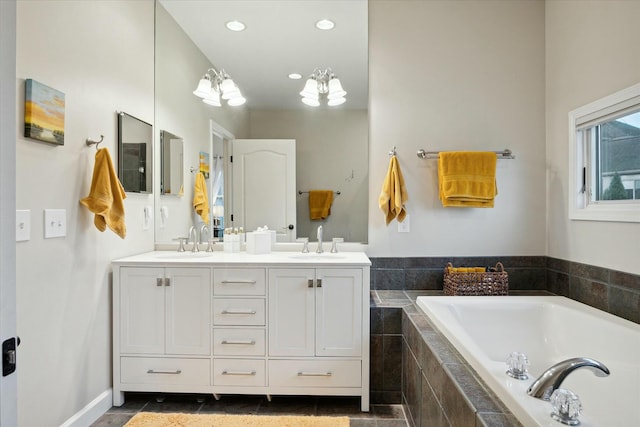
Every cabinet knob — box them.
[308,279,314,288]
[317,279,322,288]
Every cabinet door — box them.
[268,268,315,356]
[120,267,165,354]
[165,267,211,355]
[315,268,363,357]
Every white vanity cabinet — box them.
[112,252,370,411]
[113,266,212,405]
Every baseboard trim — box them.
[60,388,112,427]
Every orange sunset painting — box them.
[24,79,65,145]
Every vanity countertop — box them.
[112,250,371,266]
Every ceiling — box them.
[159,0,368,110]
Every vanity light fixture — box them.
[193,67,246,107]
[299,68,346,107]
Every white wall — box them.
[367,0,546,257]
[155,3,249,244]
[248,109,369,242]
[16,1,155,425]
[546,0,640,275]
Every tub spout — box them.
[527,357,610,400]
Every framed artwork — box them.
[199,151,210,179]
[24,79,65,145]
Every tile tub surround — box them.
[401,305,522,427]
[370,256,640,324]
[368,256,640,408]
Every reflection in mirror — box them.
[160,130,184,196]
[117,112,152,193]
[154,0,368,244]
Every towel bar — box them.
[298,190,341,195]
[417,148,514,159]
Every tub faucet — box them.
[527,357,610,400]
[188,226,199,252]
[316,225,323,254]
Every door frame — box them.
[0,0,18,424]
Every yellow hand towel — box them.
[309,190,334,220]
[80,148,127,239]
[379,155,408,225]
[438,151,497,208]
[193,172,210,224]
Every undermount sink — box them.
[287,254,347,260]
[155,252,213,259]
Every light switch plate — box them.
[16,210,31,241]
[44,209,66,238]
[398,214,410,233]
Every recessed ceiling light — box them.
[288,73,303,80]
[315,19,335,30]
[225,20,246,32]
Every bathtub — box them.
[416,296,640,427]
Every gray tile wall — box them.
[369,256,640,405]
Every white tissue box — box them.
[246,231,271,254]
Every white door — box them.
[232,139,296,240]
[268,268,315,356]
[0,1,18,424]
[165,268,211,355]
[315,269,363,357]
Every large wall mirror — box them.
[154,0,368,244]
[117,112,152,194]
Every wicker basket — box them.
[443,262,508,296]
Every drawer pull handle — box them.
[220,280,257,284]
[222,370,256,376]
[221,339,256,345]
[221,309,257,315]
[297,371,333,377]
[156,278,164,287]
[147,369,182,375]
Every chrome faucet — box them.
[188,226,199,252]
[316,225,323,254]
[527,357,610,400]
[199,223,210,244]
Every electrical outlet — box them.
[16,210,31,241]
[44,209,66,238]
[398,214,410,233]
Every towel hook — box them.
[389,146,397,157]
[86,135,104,150]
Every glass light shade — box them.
[193,77,212,98]
[299,78,319,99]
[327,97,346,106]
[227,96,246,106]
[220,78,238,99]
[327,77,346,99]
[202,88,221,106]
[301,97,320,107]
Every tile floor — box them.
[92,393,409,427]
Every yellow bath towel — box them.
[379,155,408,225]
[80,148,127,239]
[438,151,497,208]
[309,190,334,220]
[193,172,210,224]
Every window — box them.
[569,83,640,222]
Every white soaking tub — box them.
[416,296,640,427]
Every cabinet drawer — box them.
[269,360,361,388]
[213,328,266,356]
[213,298,265,326]
[213,359,266,386]
[120,357,210,386]
[214,269,266,296]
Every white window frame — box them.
[568,82,640,223]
